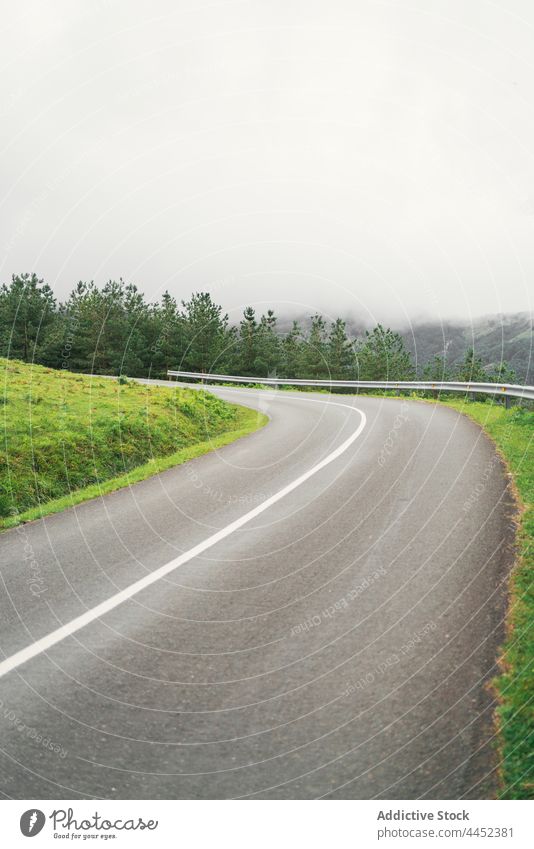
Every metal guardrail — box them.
[167,370,534,402]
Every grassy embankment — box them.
[0,359,267,530]
[430,397,532,799]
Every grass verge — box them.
[0,359,267,531]
[430,397,533,799]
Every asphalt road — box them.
[0,385,515,799]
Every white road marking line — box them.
[0,395,366,679]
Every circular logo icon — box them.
[20,810,46,837]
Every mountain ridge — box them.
[272,311,533,381]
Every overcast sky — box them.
[1,0,533,326]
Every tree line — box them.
[0,273,517,384]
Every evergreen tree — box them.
[181,292,229,373]
[238,306,258,376]
[57,281,103,373]
[145,291,183,378]
[422,353,452,382]
[117,282,149,376]
[356,324,414,380]
[327,318,356,379]
[456,347,487,382]
[45,279,149,376]
[36,304,72,369]
[487,360,517,384]
[280,320,303,379]
[254,310,280,376]
[0,273,56,361]
[300,314,329,379]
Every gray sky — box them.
[1,0,533,326]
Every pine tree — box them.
[57,281,102,373]
[0,273,56,361]
[327,318,355,379]
[181,292,229,373]
[487,360,517,384]
[254,310,280,376]
[301,314,329,379]
[422,353,452,382]
[146,291,183,378]
[238,306,258,376]
[356,325,414,380]
[280,320,303,378]
[456,348,487,382]
[118,282,149,376]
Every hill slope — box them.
[399,313,533,381]
[0,360,264,525]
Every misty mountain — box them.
[397,313,533,382]
[274,312,532,382]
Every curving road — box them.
[0,385,515,799]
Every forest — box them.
[0,273,518,384]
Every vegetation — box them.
[345,312,532,383]
[0,273,520,384]
[435,398,533,799]
[0,358,266,528]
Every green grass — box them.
[0,359,267,530]
[431,397,533,799]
